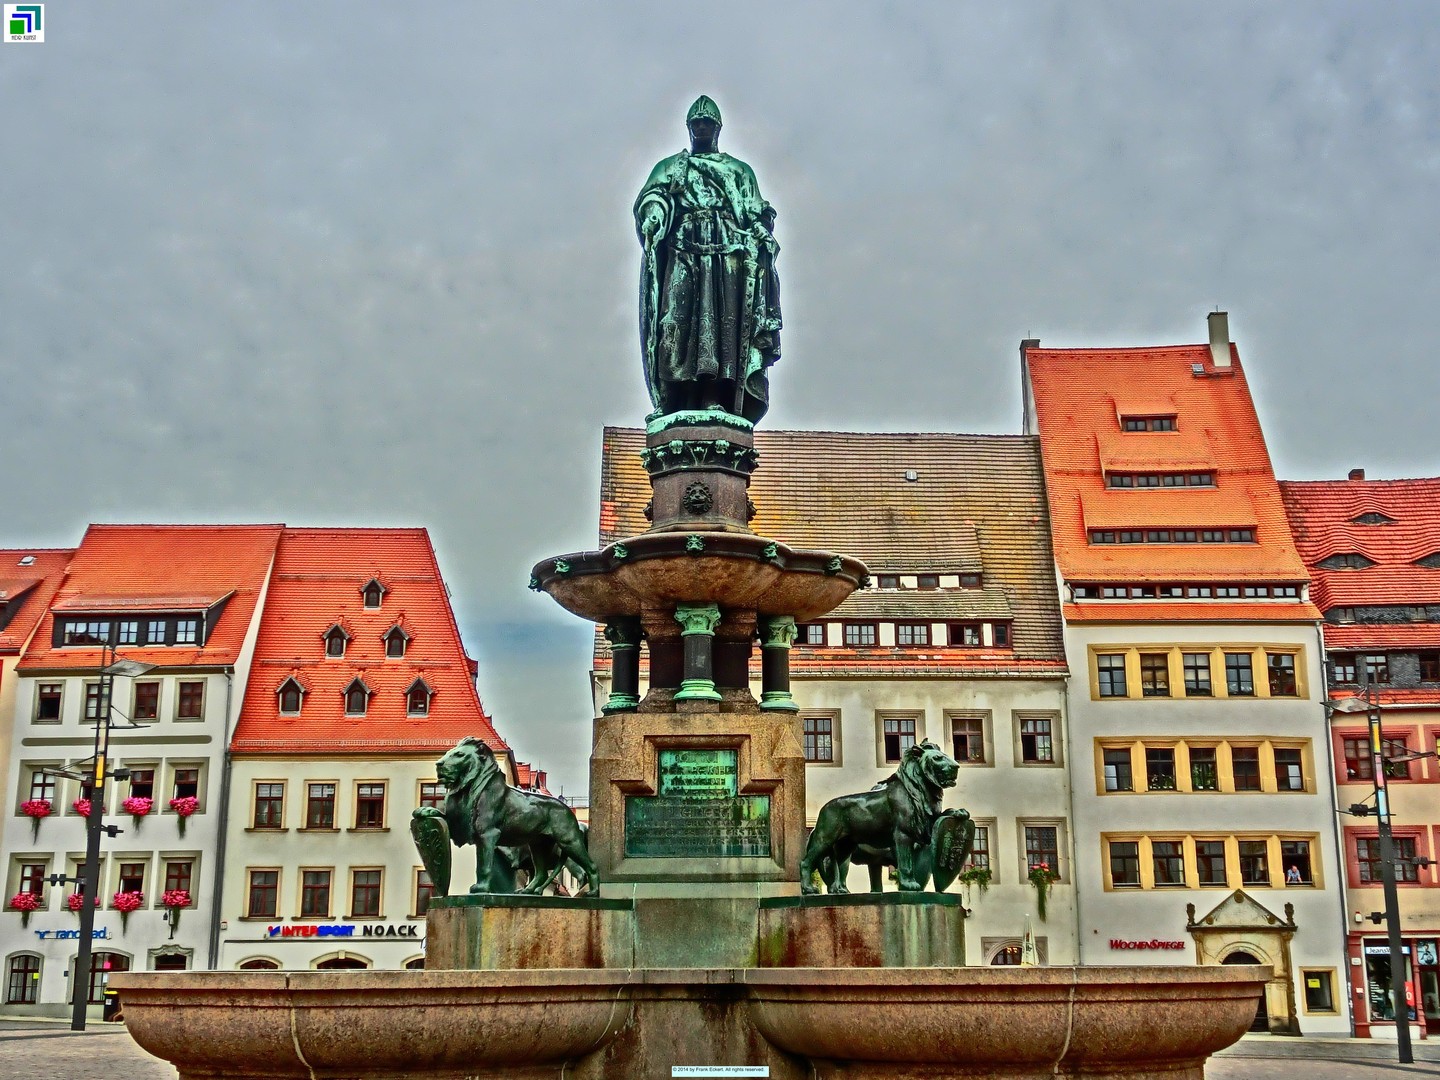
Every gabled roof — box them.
[598,429,1067,674]
[0,549,73,655]
[18,526,282,670]
[1024,338,1312,620]
[1280,477,1440,611]
[230,527,508,756]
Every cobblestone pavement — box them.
[3,1020,1440,1079]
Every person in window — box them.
[1285,864,1302,885]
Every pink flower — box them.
[8,892,41,913]
[66,892,99,912]
[21,799,52,819]
[72,798,93,817]
[111,890,144,913]
[169,796,200,818]
[122,796,153,817]
[161,889,191,909]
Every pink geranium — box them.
[111,891,144,913]
[169,796,199,817]
[66,892,99,912]
[122,796,153,817]
[9,892,41,912]
[162,889,191,909]
[20,799,52,819]
[72,798,92,817]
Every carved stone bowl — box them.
[533,532,867,623]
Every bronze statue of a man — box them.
[636,96,782,424]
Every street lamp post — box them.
[69,649,155,1031]
[1332,688,1413,1063]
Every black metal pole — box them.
[70,647,111,1031]
[1369,694,1414,1063]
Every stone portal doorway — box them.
[1188,891,1300,1035]
[1222,950,1271,1031]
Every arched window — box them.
[6,954,41,1005]
[277,678,304,716]
[324,625,350,658]
[85,952,130,1004]
[406,679,433,718]
[385,626,410,659]
[315,955,369,970]
[362,579,386,610]
[989,944,1023,966]
[404,957,425,970]
[238,957,280,971]
[344,679,370,717]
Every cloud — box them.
[3,1,1438,788]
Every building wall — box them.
[2,668,235,1016]
[1063,619,1349,1034]
[217,754,477,971]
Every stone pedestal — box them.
[757,893,966,968]
[425,895,636,970]
[642,413,758,533]
[589,707,806,885]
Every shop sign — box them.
[1417,940,1437,966]
[266,923,420,939]
[1363,944,1411,956]
[33,928,111,940]
[1109,939,1186,951]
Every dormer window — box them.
[362,578,387,610]
[384,626,410,659]
[1120,415,1176,432]
[324,624,350,658]
[1318,552,1374,571]
[277,677,305,716]
[958,573,982,589]
[1416,552,1440,569]
[405,678,433,717]
[343,678,371,717]
[1351,512,1395,525]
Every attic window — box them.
[959,573,982,589]
[877,574,900,590]
[1416,553,1440,569]
[18,555,35,566]
[343,678,371,717]
[406,679,433,717]
[362,579,387,609]
[277,678,305,716]
[1351,513,1395,526]
[1121,415,1176,432]
[1318,553,1374,571]
[385,626,411,659]
[324,625,350,658]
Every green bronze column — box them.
[674,602,723,702]
[758,615,799,711]
[602,616,642,713]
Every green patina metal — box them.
[553,559,572,575]
[636,98,781,424]
[638,438,759,476]
[611,543,629,560]
[758,614,798,649]
[674,602,721,636]
[761,542,779,562]
[527,575,541,591]
[684,534,705,554]
[625,749,772,858]
[645,408,753,437]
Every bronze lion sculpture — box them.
[411,736,598,897]
[801,739,965,894]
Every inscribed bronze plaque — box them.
[625,749,771,858]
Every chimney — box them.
[1207,311,1231,369]
[1348,468,1366,481]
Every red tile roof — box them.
[1025,341,1312,620]
[1280,478,1440,611]
[1322,624,1440,650]
[0,550,73,655]
[18,526,283,671]
[230,528,507,756]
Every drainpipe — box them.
[207,667,235,970]
[1061,670,1083,965]
[1314,620,1355,1037]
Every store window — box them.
[1302,970,1336,1013]
[6,955,40,1005]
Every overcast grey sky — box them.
[3,2,1437,791]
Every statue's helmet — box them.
[686,95,722,130]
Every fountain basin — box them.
[114,965,1264,1080]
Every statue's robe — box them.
[635,149,782,423]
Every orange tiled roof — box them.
[1280,478,1440,611]
[0,550,73,655]
[18,526,283,671]
[597,429,1068,675]
[1321,624,1440,650]
[1327,687,1440,708]
[230,528,507,756]
[1025,342,1311,613]
[1063,601,1321,624]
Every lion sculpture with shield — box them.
[800,739,974,894]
